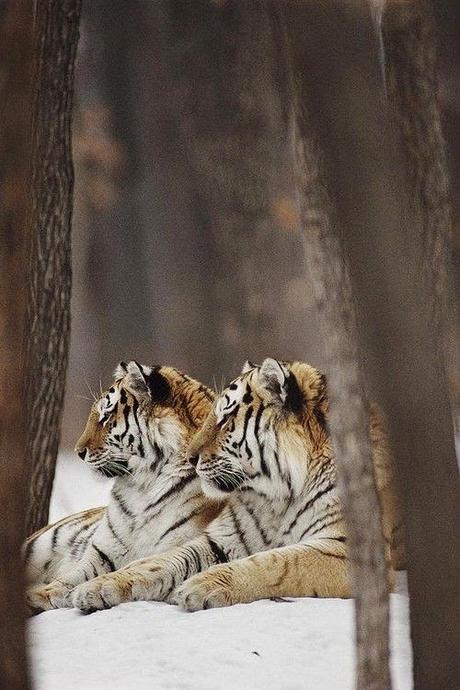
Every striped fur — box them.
[70,358,404,613]
[25,361,222,613]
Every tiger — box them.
[25,360,223,613]
[69,358,404,613]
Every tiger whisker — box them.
[75,394,96,403]
[84,380,97,402]
[209,467,245,488]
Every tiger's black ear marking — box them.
[285,373,304,414]
[241,360,257,374]
[145,366,170,403]
[123,361,171,404]
[242,383,253,404]
[258,358,305,414]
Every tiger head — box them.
[75,361,214,479]
[186,358,330,499]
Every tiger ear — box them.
[258,358,304,412]
[124,361,170,404]
[258,358,290,404]
[241,360,256,374]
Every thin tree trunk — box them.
[81,0,154,368]
[25,0,82,535]
[295,2,460,689]
[160,0,311,381]
[61,0,154,448]
[0,3,32,688]
[283,5,392,688]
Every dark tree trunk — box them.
[155,0,313,381]
[283,5,391,689]
[25,0,82,535]
[0,3,32,688]
[132,1,227,384]
[293,2,459,689]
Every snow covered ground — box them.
[29,454,413,690]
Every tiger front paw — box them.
[174,565,236,612]
[26,581,72,614]
[71,563,175,612]
[71,574,126,612]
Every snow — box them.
[48,454,113,523]
[29,454,413,690]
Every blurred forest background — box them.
[62,0,458,450]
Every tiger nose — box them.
[77,448,87,460]
[188,455,199,468]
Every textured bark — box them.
[0,4,32,688]
[284,5,392,689]
[382,1,452,345]
[25,0,82,535]
[377,3,460,688]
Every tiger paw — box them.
[26,581,72,613]
[173,565,236,612]
[71,575,126,612]
[71,564,173,612]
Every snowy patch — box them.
[49,453,113,523]
[28,595,412,690]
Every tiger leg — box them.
[24,507,105,587]
[71,535,226,612]
[27,536,120,613]
[175,539,351,611]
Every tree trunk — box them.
[25,0,82,535]
[283,5,392,689]
[380,3,460,688]
[157,0,314,381]
[61,0,155,449]
[0,3,32,688]
[294,2,460,689]
[381,1,453,350]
